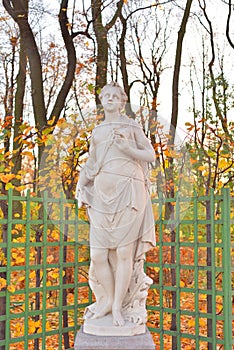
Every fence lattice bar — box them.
[193,191,199,350]
[222,188,232,349]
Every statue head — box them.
[99,82,128,112]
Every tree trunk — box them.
[91,0,108,106]
[91,0,124,106]
[3,0,77,163]
[3,0,46,130]
[170,0,193,144]
[168,2,193,348]
[12,39,27,214]
[118,13,135,118]
[49,0,77,125]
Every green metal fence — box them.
[147,188,233,349]
[0,188,233,349]
[0,189,91,350]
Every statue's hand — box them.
[114,130,130,153]
[77,196,83,209]
[75,185,84,208]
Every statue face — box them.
[100,87,122,113]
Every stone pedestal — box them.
[74,326,155,350]
[83,313,145,336]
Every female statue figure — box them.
[76,82,156,330]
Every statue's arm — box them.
[80,136,97,184]
[116,123,155,163]
[132,126,155,162]
[75,135,96,206]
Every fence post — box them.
[0,192,10,350]
[5,189,12,350]
[222,187,232,349]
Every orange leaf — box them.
[0,174,15,183]
[14,186,26,192]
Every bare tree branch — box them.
[226,0,234,49]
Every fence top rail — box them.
[0,187,232,203]
[0,192,76,204]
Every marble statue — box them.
[75,82,156,335]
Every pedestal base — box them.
[74,326,155,350]
[83,313,145,336]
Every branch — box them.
[48,0,76,125]
[226,0,234,49]
[105,0,124,31]
[125,1,174,21]
[72,15,93,39]
[199,0,230,137]
[2,0,17,21]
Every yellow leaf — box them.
[29,271,36,279]
[18,276,25,282]
[5,182,14,190]
[218,159,227,169]
[81,298,89,303]
[34,320,42,328]
[51,271,59,279]
[11,229,19,235]
[47,116,55,126]
[199,318,206,327]
[0,277,7,290]
[153,267,160,273]
[0,251,7,265]
[180,280,185,287]
[51,230,59,240]
[46,321,52,331]
[188,318,195,327]
[7,285,16,293]
[28,320,36,334]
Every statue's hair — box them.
[99,82,128,110]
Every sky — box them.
[1,0,233,142]
[159,0,234,142]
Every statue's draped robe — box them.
[76,117,156,323]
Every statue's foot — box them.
[112,308,125,326]
[91,302,112,319]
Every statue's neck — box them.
[104,112,122,122]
